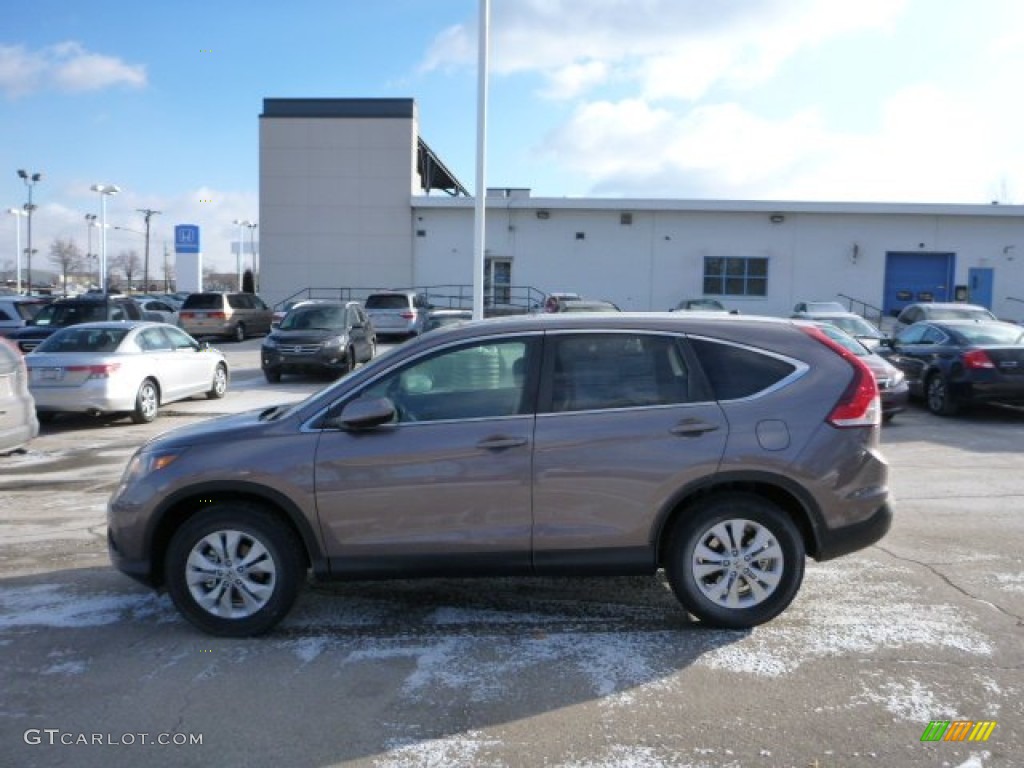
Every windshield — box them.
[280,306,345,331]
[930,307,997,321]
[824,315,882,337]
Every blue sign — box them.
[175,225,200,254]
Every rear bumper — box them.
[815,502,893,561]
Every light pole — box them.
[84,214,99,288]
[6,207,27,293]
[245,221,258,292]
[137,208,160,292]
[17,170,42,294]
[232,219,250,291]
[91,184,120,292]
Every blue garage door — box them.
[883,252,955,317]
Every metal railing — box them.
[275,284,547,317]
[837,293,885,326]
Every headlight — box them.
[262,336,278,349]
[116,448,183,494]
[321,335,346,349]
[889,368,905,386]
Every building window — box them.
[703,256,768,297]
[620,212,633,226]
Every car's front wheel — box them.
[665,493,805,629]
[165,505,305,636]
[263,367,281,383]
[130,379,159,424]
[206,363,228,399]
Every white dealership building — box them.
[259,98,1024,323]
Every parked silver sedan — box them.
[26,322,229,424]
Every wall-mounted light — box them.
[769,213,785,224]
[850,242,860,264]
[1004,245,1016,261]
[536,210,550,220]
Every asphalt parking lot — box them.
[1,339,1021,768]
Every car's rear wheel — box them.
[665,493,805,629]
[232,323,246,343]
[165,505,305,637]
[206,363,228,399]
[130,379,159,424]
[926,373,959,416]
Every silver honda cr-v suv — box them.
[108,313,891,636]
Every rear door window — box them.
[546,333,695,412]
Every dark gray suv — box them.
[108,313,891,636]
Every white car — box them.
[136,297,180,325]
[0,337,38,452]
[26,321,228,424]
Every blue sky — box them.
[3,0,1024,274]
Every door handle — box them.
[670,420,719,437]
[477,436,528,450]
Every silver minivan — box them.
[108,313,891,636]
[178,292,273,342]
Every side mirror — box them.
[329,397,396,430]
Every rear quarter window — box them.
[689,338,796,400]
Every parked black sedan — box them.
[881,320,1024,415]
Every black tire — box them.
[664,493,805,629]
[164,505,305,637]
[206,363,228,399]
[130,379,159,424]
[925,373,959,416]
[233,323,246,343]
[882,412,895,424]
[263,367,282,384]
[344,346,356,374]
[37,411,57,424]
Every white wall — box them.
[260,112,417,308]
[412,200,1024,321]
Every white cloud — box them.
[539,83,1024,204]
[0,42,146,98]
[421,0,907,102]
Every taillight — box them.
[400,311,414,319]
[66,364,121,379]
[962,349,995,369]
[798,325,880,428]
[209,312,227,320]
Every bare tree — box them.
[49,237,83,295]
[114,250,142,292]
